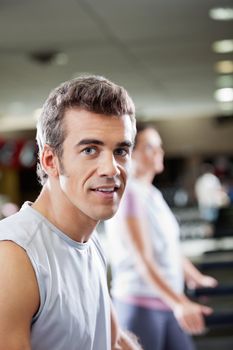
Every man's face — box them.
[56,108,134,222]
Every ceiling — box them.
[0,0,233,132]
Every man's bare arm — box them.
[0,241,40,350]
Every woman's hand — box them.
[174,298,213,335]
[113,330,143,350]
[186,274,218,289]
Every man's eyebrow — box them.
[76,139,133,148]
[76,139,104,147]
[117,141,133,148]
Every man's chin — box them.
[96,207,119,221]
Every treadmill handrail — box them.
[186,284,233,297]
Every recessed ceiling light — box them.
[212,39,233,53]
[216,75,233,88]
[209,7,233,20]
[30,51,68,65]
[214,88,233,102]
[214,60,233,74]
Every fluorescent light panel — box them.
[212,39,233,53]
[214,61,233,74]
[209,7,233,20]
[214,88,233,102]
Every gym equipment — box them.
[188,282,233,349]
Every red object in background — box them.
[0,139,22,168]
[0,138,37,168]
[214,156,231,181]
[0,139,5,153]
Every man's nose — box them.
[97,153,121,177]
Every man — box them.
[105,123,218,350]
[0,75,141,350]
[195,163,229,222]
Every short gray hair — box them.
[36,75,136,185]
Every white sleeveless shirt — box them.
[0,202,110,350]
[105,179,184,300]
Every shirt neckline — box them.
[21,202,92,250]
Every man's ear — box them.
[41,144,59,178]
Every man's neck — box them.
[32,184,97,243]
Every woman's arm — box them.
[110,299,143,350]
[123,214,212,335]
[182,256,218,289]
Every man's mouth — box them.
[91,185,120,193]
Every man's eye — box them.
[114,148,128,157]
[82,147,96,155]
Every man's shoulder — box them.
[0,205,40,248]
[0,209,25,230]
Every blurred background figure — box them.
[195,163,230,223]
[0,201,19,219]
[105,123,218,350]
[0,194,19,219]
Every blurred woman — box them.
[105,123,217,350]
